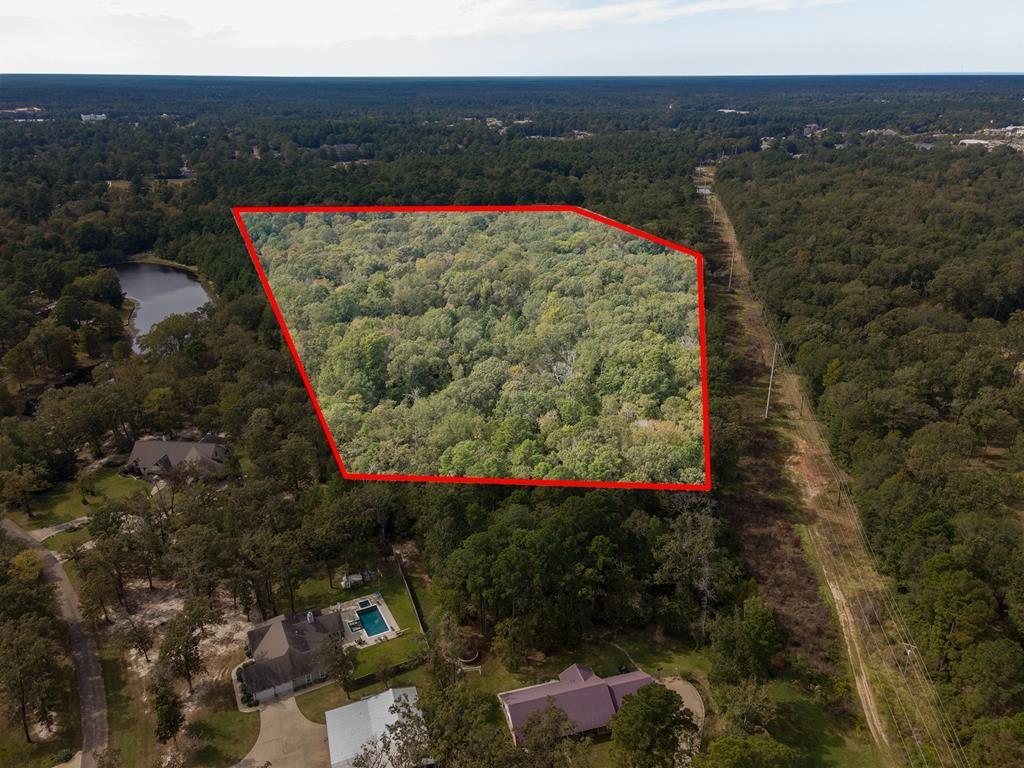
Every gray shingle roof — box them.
[127,439,225,475]
[242,609,344,693]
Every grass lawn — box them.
[612,632,712,680]
[185,680,259,768]
[11,467,146,531]
[586,735,616,768]
[100,642,158,768]
[296,666,432,725]
[0,675,80,768]
[768,680,882,768]
[43,525,93,553]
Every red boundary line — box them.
[232,205,712,492]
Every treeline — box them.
[717,142,1024,764]
[0,533,71,745]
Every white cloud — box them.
[2,0,852,50]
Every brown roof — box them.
[498,664,653,745]
[242,609,344,693]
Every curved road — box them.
[2,518,108,768]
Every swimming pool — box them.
[357,605,389,637]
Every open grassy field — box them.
[10,467,146,530]
[768,680,881,768]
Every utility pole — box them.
[764,342,778,420]
[727,245,735,290]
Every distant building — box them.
[958,138,1004,150]
[325,687,432,768]
[126,437,226,478]
[81,113,107,122]
[497,664,653,746]
[242,609,344,702]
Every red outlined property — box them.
[233,206,712,491]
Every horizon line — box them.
[3,71,1024,80]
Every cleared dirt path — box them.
[2,517,108,768]
[700,168,969,768]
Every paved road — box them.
[2,518,108,768]
[235,696,329,768]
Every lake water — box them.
[115,262,211,351]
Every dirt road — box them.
[700,168,968,768]
[2,518,108,768]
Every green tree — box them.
[0,619,64,743]
[148,674,185,744]
[158,600,218,694]
[710,595,783,683]
[691,734,798,768]
[609,683,693,768]
[716,679,777,733]
[121,617,155,663]
[320,634,355,699]
[0,463,48,515]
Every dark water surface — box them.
[115,262,211,350]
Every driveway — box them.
[30,515,90,542]
[661,676,706,729]
[235,697,329,768]
[1,518,108,768]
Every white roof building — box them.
[326,687,420,768]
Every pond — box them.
[115,262,212,351]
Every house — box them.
[497,664,653,746]
[81,113,107,122]
[242,609,344,702]
[126,437,226,478]
[326,687,432,768]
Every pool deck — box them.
[327,592,402,648]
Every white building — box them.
[326,687,423,768]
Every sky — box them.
[1,0,1022,77]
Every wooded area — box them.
[250,211,705,483]
[1,74,1023,767]
[718,141,1024,764]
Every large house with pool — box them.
[241,594,401,703]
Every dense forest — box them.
[2,74,1024,767]
[717,142,1024,761]
[250,211,705,483]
